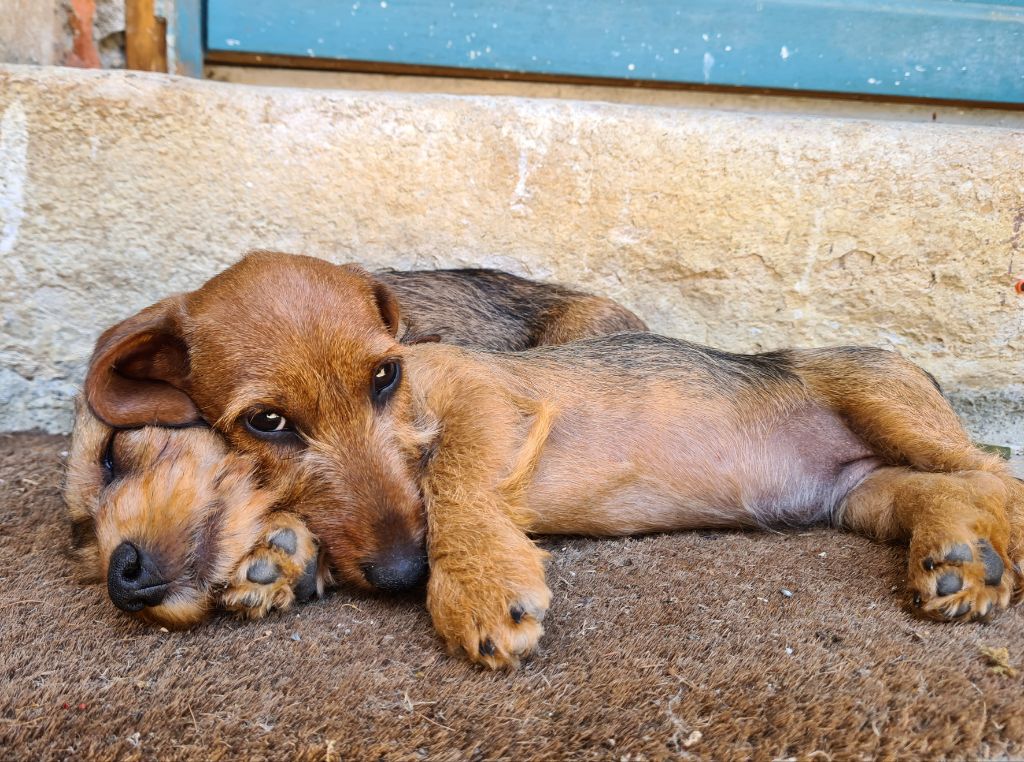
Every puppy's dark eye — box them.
[372,361,401,402]
[101,434,117,484]
[245,410,291,434]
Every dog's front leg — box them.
[426,496,550,669]
[419,395,552,669]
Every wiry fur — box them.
[67,253,646,626]
[64,400,304,627]
[395,336,1024,667]
[73,253,1024,669]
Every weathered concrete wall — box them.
[0,65,1022,447]
[207,65,1024,130]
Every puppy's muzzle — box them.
[107,541,170,612]
[361,544,428,592]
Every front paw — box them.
[427,540,550,669]
[221,512,329,618]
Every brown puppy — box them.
[405,337,1024,666]
[81,254,1024,669]
[70,254,645,626]
[65,405,324,627]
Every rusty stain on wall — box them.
[65,0,101,68]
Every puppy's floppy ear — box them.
[85,295,200,427]
[371,279,401,338]
[338,263,402,338]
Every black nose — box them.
[361,546,428,592]
[107,541,170,612]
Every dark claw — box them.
[935,571,963,597]
[246,559,280,585]
[944,543,973,564]
[952,601,972,618]
[241,593,260,608]
[510,604,525,624]
[922,557,935,572]
[268,528,298,555]
[293,558,319,603]
[479,638,496,657]
[977,540,1004,586]
[913,593,922,607]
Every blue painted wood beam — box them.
[207,1,1024,104]
[172,0,204,77]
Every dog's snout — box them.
[361,546,428,592]
[107,541,170,612]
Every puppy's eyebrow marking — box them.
[406,333,441,345]
[217,385,288,429]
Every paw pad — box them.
[951,601,972,618]
[944,543,973,564]
[912,532,1013,623]
[268,528,297,555]
[978,539,1004,586]
[246,558,280,584]
[935,571,962,596]
[293,558,319,603]
[221,513,326,620]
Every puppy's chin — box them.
[136,588,213,629]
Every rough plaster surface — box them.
[0,65,1021,445]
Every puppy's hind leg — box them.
[796,347,998,473]
[796,347,1024,612]
[840,467,1014,620]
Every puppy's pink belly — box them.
[531,461,878,535]
[527,404,877,535]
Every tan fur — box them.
[69,253,1024,668]
[390,341,1024,667]
[67,254,645,626]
